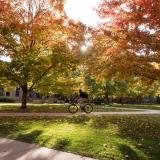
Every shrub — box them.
[0,96,16,103]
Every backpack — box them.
[81,92,88,98]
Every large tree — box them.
[0,0,86,109]
[90,0,160,81]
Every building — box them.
[0,87,22,98]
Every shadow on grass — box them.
[54,137,71,151]
[119,144,140,160]
[88,116,160,160]
[0,123,18,135]
[15,130,43,143]
[113,116,160,159]
[0,118,28,137]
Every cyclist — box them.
[78,89,89,110]
[68,89,93,113]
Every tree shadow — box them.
[118,144,140,160]
[0,119,26,136]
[53,137,71,151]
[15,130,43,143]
[89,116,160,159]
[112,116,160,160]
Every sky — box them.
[0,56,11,62]
[65,0,102,27]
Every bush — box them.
[0,96,16,103]
[93,98,106,104]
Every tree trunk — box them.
[105,91,110,104]
[21,87,28,109]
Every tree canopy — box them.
[0,0,86,108]
[88,0,160,81]
[1,0,160,107]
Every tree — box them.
[91,0,160,81]
[85,74,129,101]
[0,0,86,109]
[35,66,82,96]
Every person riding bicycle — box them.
[68,89,93,113]
[78,89,89,110]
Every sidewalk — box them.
[0,138,96,160]
[0,111,160,117]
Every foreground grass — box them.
[0,103,139,112]
[0,115,160,160]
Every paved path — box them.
[0,110,160,117]
[99,106,157,111]
[0,138,96,160]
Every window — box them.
[6,92,10,96]
[15,88,20,97]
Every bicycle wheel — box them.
[68,104,78,113]
[84,104,93,113]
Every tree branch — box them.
[29,64,56,91]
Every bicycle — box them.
[68,100,93,113]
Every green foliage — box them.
[0,96,16,103]
[84,73,160,99]
[35,68,80,96]
[85,75,129,98]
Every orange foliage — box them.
[88,0,160,81]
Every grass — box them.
[106,103,160,110]
[0,103,67,112]
[0,103,139,112]
[0,115,160,160]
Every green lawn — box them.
[107,103,160,110]
[0,115,160,160]
[0,103,139,112]
[0,103,67,112]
